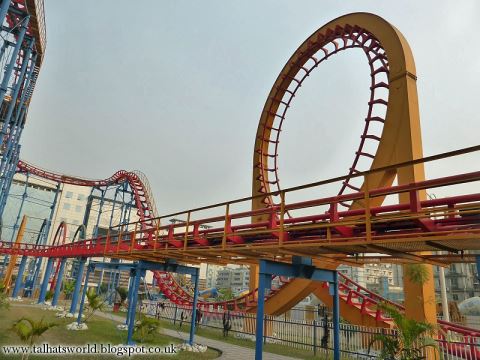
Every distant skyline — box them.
[22,1,480,214]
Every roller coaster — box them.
[0,7,479,360]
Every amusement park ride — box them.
[0,2,479,359]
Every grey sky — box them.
[21,1,480,215]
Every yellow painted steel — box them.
[2,216,27,291]
[250,12,437,331]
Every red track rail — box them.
[255,25,390,210]
[9,160,480,346]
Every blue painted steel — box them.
[125,272,134,325]
[476,256,480,281]
[254,258,339,360]
[12,255,28,297]
[82,187,94,234]
[137,259,198,276]
[0,0,11,30]
[52,258,67,306]
[86,261,135,272]
[10,173,29,242]
[259,259,334,283]
[25,183,60,296]
[76,263,92,324]
[38,257,54,303]
[0,16,30,103]
[189,268,200,345]
[42,183,60,244]
[0,172,28,277]
[0,40,35,188]
[93,187,106,238]
[126,265,143,345]
[70,258,86,314]
[23,219,47,297]
[0,38,34,154]
[332,271,340,360]
[0,146,20,216]
[255,271,269,360]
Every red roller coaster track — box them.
[6,160,480,355]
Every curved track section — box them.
[17,160,158,227]
[252,12,423,214]
[250,12,428,327]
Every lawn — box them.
[158,318,328,360]
[0,305,220,359]
[109,311,333,360]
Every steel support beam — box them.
[125,271,134,326]
[52,258,67,306]
[69,257,86,314]
[126,264,143,345]
[254,258,338,360]
[189,268,200,345]
[11,255,27,297]
[38,257,54,303]
[76,263,92,324]
[476,256,480,282]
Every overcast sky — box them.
[20,1,480,215]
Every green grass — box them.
[0,306,220,359]
[158,319,331,360]
[108,309,335,360]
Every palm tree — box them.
[134,314,161,342]
[83,288,105,322]
[11,317,57,360]
[369,303,438,360]
[62,280,75,307]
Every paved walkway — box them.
[96,311,298,360]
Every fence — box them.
[139,301,480,359]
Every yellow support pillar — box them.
[3,215,27,292]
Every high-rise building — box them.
[433,263,480,302]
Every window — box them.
[65,191,73,199]
[77,194,85,201]
[63,203,71,210]
[75,205,82,212]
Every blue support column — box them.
[10,173,29,242]
[0,173,28,278]
[11,255,28,297]
[0,0,11,29]
[253,258,336,360]
[0,38,34,153]
[126,265,142,345]
[38,257,54,303]
[69,258,86,314]
[0,16,30,104]
[0,40,35,180]
[125,271,134,325]
[255,270,270,360]
[189,268,200,345]
[52,258,67,306]
[476,256,480,281]
[76,264,92,325]
[332,271,340,360]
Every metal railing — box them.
[141,301,480,359]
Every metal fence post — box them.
[173,305,178,325]
[313,320,317,356]
[263,315,267,345]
